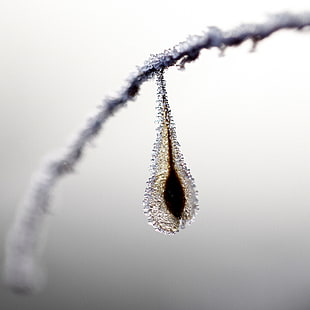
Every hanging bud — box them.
[143,70,198,234]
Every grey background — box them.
[1,0,310,309]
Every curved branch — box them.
[4,11,310,294]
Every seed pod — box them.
[143,71,198,234]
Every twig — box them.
[4,11,310,294]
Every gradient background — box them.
[1,0,310,309]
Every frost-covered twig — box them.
[4,11,310,294]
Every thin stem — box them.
[4,11,310,294]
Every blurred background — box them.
[1,0,310,309]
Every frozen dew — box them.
[143,71,198,234]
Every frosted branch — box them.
[4,11,310,294]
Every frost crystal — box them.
[143,71,198,234]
